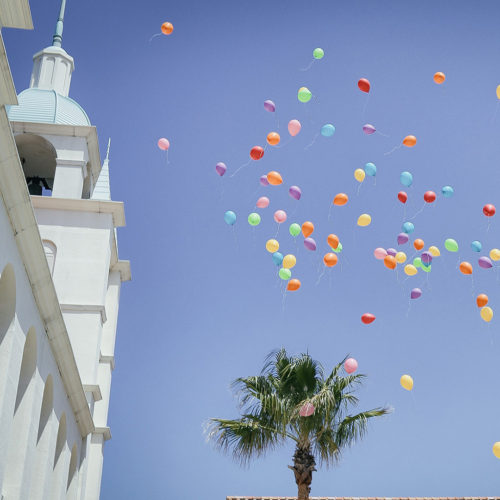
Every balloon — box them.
[333,193,349,206]
[442,186,454,198]
[364,162,377,176]
[424,191,436,203]
[421,251,432,265]
[490,248,500,261]
[445,238,459,252]
[256,196,269,208]
[398,191,408,204]
[248,213,261,226]
[289,223,301,237]
[361,313,375,324]
[421,263,432,273]
[493,442,500,459]
[403,135,417,147]
[298,87,312,103]
[413,239,424,250]
[344,358,358,374]
[400,171,413,187]
[477,294,489,307]
[395,252,407,264]
[272,252,284,266]
[289,186,302,200]
[481,306,493,322]
[323,253,338,267]
[471,240,482,252]
[313,47,324,59]
[260,175,270,186]
[302,221,314,237]
[400,375,413,391]
[287,279,301,291]
[433,72,445,84]
[327,234,339,249]
[304,237,317,251]
[397,233,409,245]
[279,268,292,280]
[224,210,236,226]
[358,78,370,93]
[479,257,493,269]
[288,119,301,136]
[411,288,422,299]
[374,248,387,260]
[264,100,276,112]
[413,257,422,268]
[274,210,287,223]
[250,146,264,160]
[161,22,174,35]
[157,138,170,150]
[354,168,366,183]
[357,214,372,227]
[402,222,414,234]
[363,124,376,135]
[384,255,397,269]
[267,171,283,185]
[299,402,315,417]
[267,132,280,146]
[428,246,440,257]
[266,239,279,253]
[459,261,473,275]
[321,124,336,137]
[215,162,227,176]
[404,264,418,276]
[283,254,296,269]
[386,248,397,257]
[332,242,343,253]
[483,204,496,217]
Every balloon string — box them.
[384,144,401,156]
[409,203,426,220]
[356,183,362,196]
[316,267,326,286]
[375,130,390,138]
[229,159,251,178]
[299,60,315,72]
[327,204,333,222]
[166,150,170,165]
[361,94,370,120]
[491,101,500,123]
[304,133,319,150]
[275,137,292,149]
[148,33,162,43]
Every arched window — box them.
[0,263,16,345]
[42,240,57,276]
[66,444,78,499]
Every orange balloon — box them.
[267,132,280,146]
[413,239,424,250]
[161,22,174,35]
[267,171,283,185]
[287,279,301,291]
[323,253,338,267]
[459,262,473,275]
[433,72,445,84]
[384,255,397,270]
[333,193,349,206]
[403,135,417,147]
[477,294,489,308]
[302,221,314,238]
[327,234,339,249]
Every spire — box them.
[92,139,112,201]
[52,0,66,48]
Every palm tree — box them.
[207,348,390,500]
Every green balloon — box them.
[413,257,422,268]
[248,213,261,226]
[298,87,312,103]
[289,223,301,237]
[445,238,459,252]
[313,48,324,59]
[332,242,343,253]
[422,264,432,273]
[279,268,292,280]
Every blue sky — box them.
[5,0,500,498]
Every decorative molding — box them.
[0,0,33,30]
[111,260,131,282]
[0,33,17,105]
[60,303,107,324]
[94,427,111,441]
[99,354,115,371]
[83,384,102,402]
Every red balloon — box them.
[424,191,436,203]
[361,313,376,324]
[483,204,496,217]
[250,146,264,160]
[358,78,371,93]
[398,191,408,204]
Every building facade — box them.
[0,0,130,498]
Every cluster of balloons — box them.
[477,294,493,322]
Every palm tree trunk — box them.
[288,444,316,500]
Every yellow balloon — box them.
[404,264,417,276]
[481,306,493,323]
[357,214,371,227]
[493,442,500,459]
[428,246,440,257]
[489,248,500,261]
[282,254,296,269]
[395,252,407,264]
[266,239,279,253]
[497,85,500,100]
[400,374,413,391]
[354,168,365,183]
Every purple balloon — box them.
[260,175,269,186]
[215,162,227,176]
[479,256,493,269]
[289,185,302,200]
[363,124,376,135]
[304,237,317,251]
[386,248,397,257]
[421,251,433,265]
[410,288,422,299]
[264,100,276,112]
[397,233,409,245]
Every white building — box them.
[0,0,130,498]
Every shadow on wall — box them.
[0,263,16,345]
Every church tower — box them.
[6,1,131,497]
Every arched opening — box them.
[42,240,57,276]
[0,263,16,345]
[14,327,37,414]
[66,443,78,498]
[15,133,57,196]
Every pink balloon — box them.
[344,358,358,374]
[299,402,315,417]
[363,124,376,135]
[274,210,287,223]
[288,119,302,137]
[374,247,387,260]
[256,196,270,208]
[157,138,170,150]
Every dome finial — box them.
[52,0,66,48]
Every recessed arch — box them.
[42,240,57,276]
[14,326,37,414]
[37,374,53,443]
[66,443,78,492]
[53,412,67,468]
[0,263,16,345]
